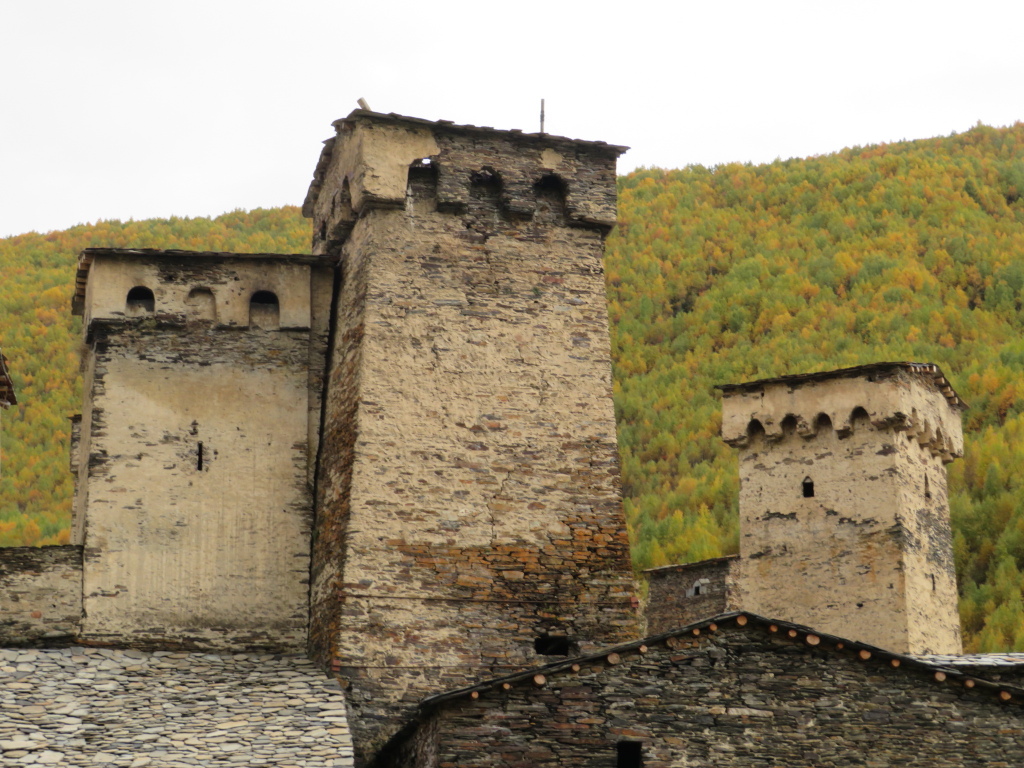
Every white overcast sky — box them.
[2,0,1023,238]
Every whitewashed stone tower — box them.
[70,248,332,650]
[719,363,965,654]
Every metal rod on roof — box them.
[540,99,545,135]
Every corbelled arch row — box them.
[718,362,966,655]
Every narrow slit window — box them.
[197,442,204,471]
[617,741,643,768]
[534,636,570,656]
[802,477,815,498]
[925,474,931,500]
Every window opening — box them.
[692,583,702,596]
[249,291,280,330]
[534,636,571,656]
[802,477,815,498]
[930,573,936,591]
[617,741,644,768]
[197,442,204,472]
[126,286,155,316]
[924,474,931,500]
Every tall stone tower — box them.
[303,111,638,754]
[70,248,332,650]
[719,363,965,654]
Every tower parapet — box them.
[718,362,966,654]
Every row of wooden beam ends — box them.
[418,611,1024,709]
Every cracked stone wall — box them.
[722,369,964,654]
[72,254,330,651]
[306,115,638,758]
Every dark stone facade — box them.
[644,555,737,634]
[382,614,1024,768]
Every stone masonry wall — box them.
[644,555,737,634]
[0,546,81,644]
[389,621,1024,768]
[307,117,637,759]
[76,322,313,651]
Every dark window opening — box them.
[533,174,568,222]
[534,636,571,656]
[802,477,815,498]
[197,442,204,471]
[319,221,327,241]
[930,573,936,591]
[925,474,931,500]
[407,159,439,212]
[692,583,702,596]
[126,286,155,316]
[617,741,644,768]
[249,291,280,330]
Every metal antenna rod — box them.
[540,99,545,135]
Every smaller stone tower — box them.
[719,363,965,654]
[70,248,332,650]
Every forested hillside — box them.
[607,122,1024,652]
[4,123,1024,649]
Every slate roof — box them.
[420,611,1024,709]
[717,361,967,411]
[0,648,354,766]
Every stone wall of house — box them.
[0,545,81,644]
[721,366,964,654]
[644,555,737,633]
[386,620,1024,768]
[306,113,638,759]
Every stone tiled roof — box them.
[914,653,1024,666]
[0,349,14,407]
[335,109,630,152]
[717,361,967,411]
[643,554,739,574]
[420,611,1024,709]
[0,647,353,767]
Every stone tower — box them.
[303,111,638,754]
[719,363,965,654]
[70,248,332,650]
